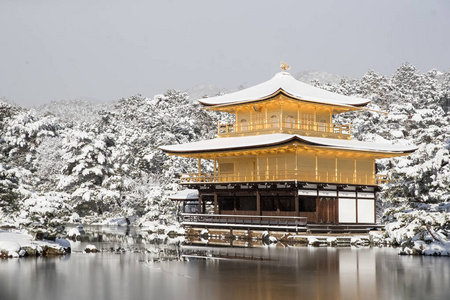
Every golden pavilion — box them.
[161,66,416,231]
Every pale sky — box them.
[1,0,449,107]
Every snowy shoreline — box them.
[2,226,450,258]
[0,229,70,258]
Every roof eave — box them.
[200,89,367,110]
[159,136,417,156]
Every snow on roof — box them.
[168,189,199,200]
[160,134,417,154]
[198,72,370,107]
[299,135,418,153]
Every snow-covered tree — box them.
[0,161,19,216]
[318,64,450,247]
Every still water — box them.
[0,226,449,300]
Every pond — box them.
[1,226,449,300]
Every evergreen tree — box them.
[0,161,19,216]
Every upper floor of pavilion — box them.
[200,71,371,140]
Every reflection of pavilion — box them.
[339,249,377,300]
[162,69,416,232]
[179,245,377,299]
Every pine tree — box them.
[0,161,19,216]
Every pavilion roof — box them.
[198,72,370,108]
[160,134,418,155]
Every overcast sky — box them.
[1,0,449,107]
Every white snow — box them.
[140,221,158,232]
[261,230,277,243]
[0,230,71,257]
[307,237,321,246]
[268,236,277,243]
[0,241,25,257]
[23,196,58,215]
[198,72,370,107]
[0,230,34,245]
[69,213,81,223]
[98,217,134,226]
[168,189,199,200]
[164,225,180,235]
[67,227,81,237]
[84,244,97,252]
[300,135,417,153]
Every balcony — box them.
[217,120,351,139]
[182,213,308,231]
[180,172,387,186]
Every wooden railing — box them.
[181,171,380,185]
[375,174,389,184]
[218,120,351,138]
[182,213,308,227]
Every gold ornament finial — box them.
[280,61,291,71]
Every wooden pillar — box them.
[265,108,268,129]
[275,151,279,178]
[198,194,202,214]
[250,108,253,131]
[372,157,376,185]
[295,145,298,178]
[354,158,357,184]
[214,192,218,214]
[214,156,217,181]
[315,153,318,181]
[314,110,317,131]
[256,154,260,181]
[256,190,261,216]
[335,156,338,183]
[276,194,280,215]
[328,109,332,133]
[295,193,299,216]
[182,201,186,213]
[198,157,201,182]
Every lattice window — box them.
[270,115,279,128]
[285,115,295,128]
[240,119,248,131]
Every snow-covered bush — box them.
[18,192,72,238]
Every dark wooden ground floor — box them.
[179,181,378,225]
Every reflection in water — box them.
[64,224,183,255]
[0,227,449,300]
